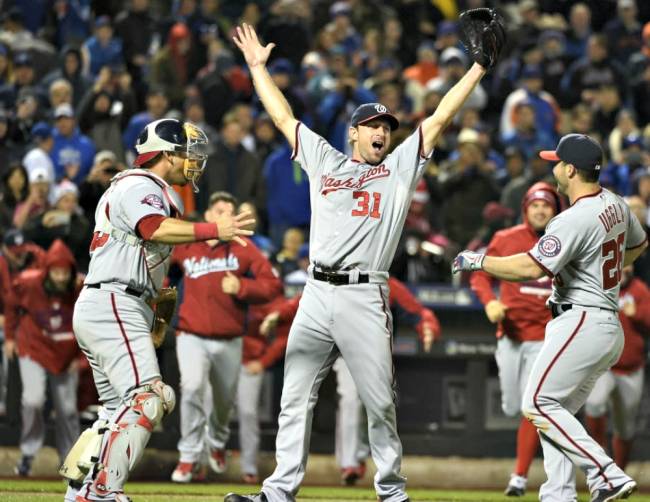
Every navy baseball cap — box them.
[350,103,399,131]
[540,134,603,170]
[31,121,52,139]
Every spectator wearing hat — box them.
[608,109,640,165]
[502,101,555,161]
[23,179,91,272]
[22,122,55,182]
[81,16,124,79]
[435,21,460,53]
[508,0,542,56]
[122,86,169,160]
[50,0,91,48]
[257,58,307,123]
[41,46,92,109]
[271,227,305,281]
[565,3,592,62]
[10,86,48,147]
[601,134,650,196]
[327,2,361,56]
[0,163,28,230]
[426,47,487,111]
[252,112,281,164]
[13,166,51,229]
[592,84,625,141]
[561,34,627,108]
[604,0,642,65]
[49,103,96,185]
[0,52,39,110]
[500,64,559,143]
[78,150,122,228]
[150,22,193,109]
[538,30,571,106]
[47,79,73,117]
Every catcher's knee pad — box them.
[59,420,108,482]
[91,384,174,496]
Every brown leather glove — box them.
[149,287,177,348]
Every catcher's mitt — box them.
[149,287,177,348]
[458,8,506,71]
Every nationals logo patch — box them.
[141,194,164,210]
[538,235,561,257]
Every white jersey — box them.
[84,169,184,298]
[291,123,431,273]
[528,188,647,311]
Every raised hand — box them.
[216,210,255,246]
[232,23,275,68]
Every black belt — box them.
[549,302,572,319]
[312,270,369,286]
[86,283,146,298]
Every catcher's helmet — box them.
[134,118,209,191]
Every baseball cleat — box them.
[223,492,267,502]
[341,461,366,485]
[209,448,227,473]
[591,480,637,502]
[171,461,207,483]
[504,474,527,496]
[14,455,33,477]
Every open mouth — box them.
[371,139,384,153]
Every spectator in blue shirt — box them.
[502,101,555,161]
[49,104,95,184]
[122,87,169,159]
[81,16,123,78]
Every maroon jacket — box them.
[172,238,282,338]
[5,240,80,374]
[614,278,650,374]
[243,295,290,367]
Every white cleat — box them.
[504,474,527,497]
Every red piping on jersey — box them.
[626,236,648,250]
[526,251,555,278]
[418,126,426,159]
[290,122,300,160]
[532,311,613,490]
[110,293,140,387]
[105,202,110,221]
[571,187,603,206]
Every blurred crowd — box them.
[0,0,649,287]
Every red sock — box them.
[585,415,608,450]
[612,436,633,470]
[514,418,540,476]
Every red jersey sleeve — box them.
[258,323,290,368]
[388,277,441,341]
[4,277,22,342]
[629,279,650,334]
[277,296,300,322]
[236,244,283,304]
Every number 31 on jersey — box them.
[352,191,382,218]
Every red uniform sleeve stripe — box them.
[136,214,166,240]
[290,122,301,160]
[626,236,648,250]
[527,251,554,278]
[418,125,426,159]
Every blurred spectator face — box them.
[572,104,593,133]
[7,166,27,195]
[96,25,114,45]
[626,195,647,223]
[417,44,436,64]
[0,52,7,76]
[185,102,205,124]
[444,60,465,80]
[56,192,78,213]
[48,265,72,291]
[17,95,38,120]
[282,228,304,255]
[222,121,243,148]
[616,110,637,137]
[233,104,253,133]
[329,52,348,76]
[520,2,539,24]
[31,179,50,202]
[332,12,351,32]
[531,156,551,178]
[570,3,591,33]
[179,0,197,15]
[94,93,111,114]
[437,31,459,51]
[596,85,620,111]
[56,115,75,136]
[240,3,261,25]
[638,176,650,202]
[49,80,73,108]
[0,117,7,139]
[133,0,149,11]
[522,46,543,66]
[384,18,402,44]
[317,25,337,53]
[64,51,80,76]
[618,0,637,24]
[459,108,480,129]
[237,201,257,231]
[458,140,483,166]
[14,63,34,86]
[254,117,275,143]
[523,75,543,93]
[587,36,607,62]
[526,200,555,231]
[423,89,443,115]
[542,35,564,58]
[147,93,168,118]
[377,85,401,115]
[363,29,381,55]
[205,199,235,223]
[506,151,525,178]
[515,104,536,131]
[271,71,290,90]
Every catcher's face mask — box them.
[181,122,209,192]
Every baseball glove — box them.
[149,287,177,348]
[458,8,506,71]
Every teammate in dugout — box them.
[169,191,282,483]
[453,134,648,502]
[4,240,81,477]
[584,265,650,471]
[470,182,562,497]
[228,11,505,502]
[64,119,255,502]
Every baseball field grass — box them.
[0,480,648,502]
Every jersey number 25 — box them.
[601,231,625,289]
[351,191,382,218]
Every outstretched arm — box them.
[420,63,486,153]
[233,24,298,148]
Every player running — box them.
[470,182,562,496]
[63,118,254,502]
[227,9,505,502]
[453,133,648,502]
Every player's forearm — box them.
[149,218,218,244]
[421,63,486,150]
[623,240,648,267]
[249,65,297,143]
[482,253,545,282]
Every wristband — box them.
[193,222,219,241]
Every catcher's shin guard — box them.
[60,420,108,482]
[91,383,175,496]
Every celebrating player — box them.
[228,9,505,502]
[470,182,562,496]
[4,240,81,476]
[170,191,281,483]
[453,134,648,502]
[63,119,254,502]
[584,265,650,471]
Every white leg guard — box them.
[89,383,175,497]
[60,420,108,482]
